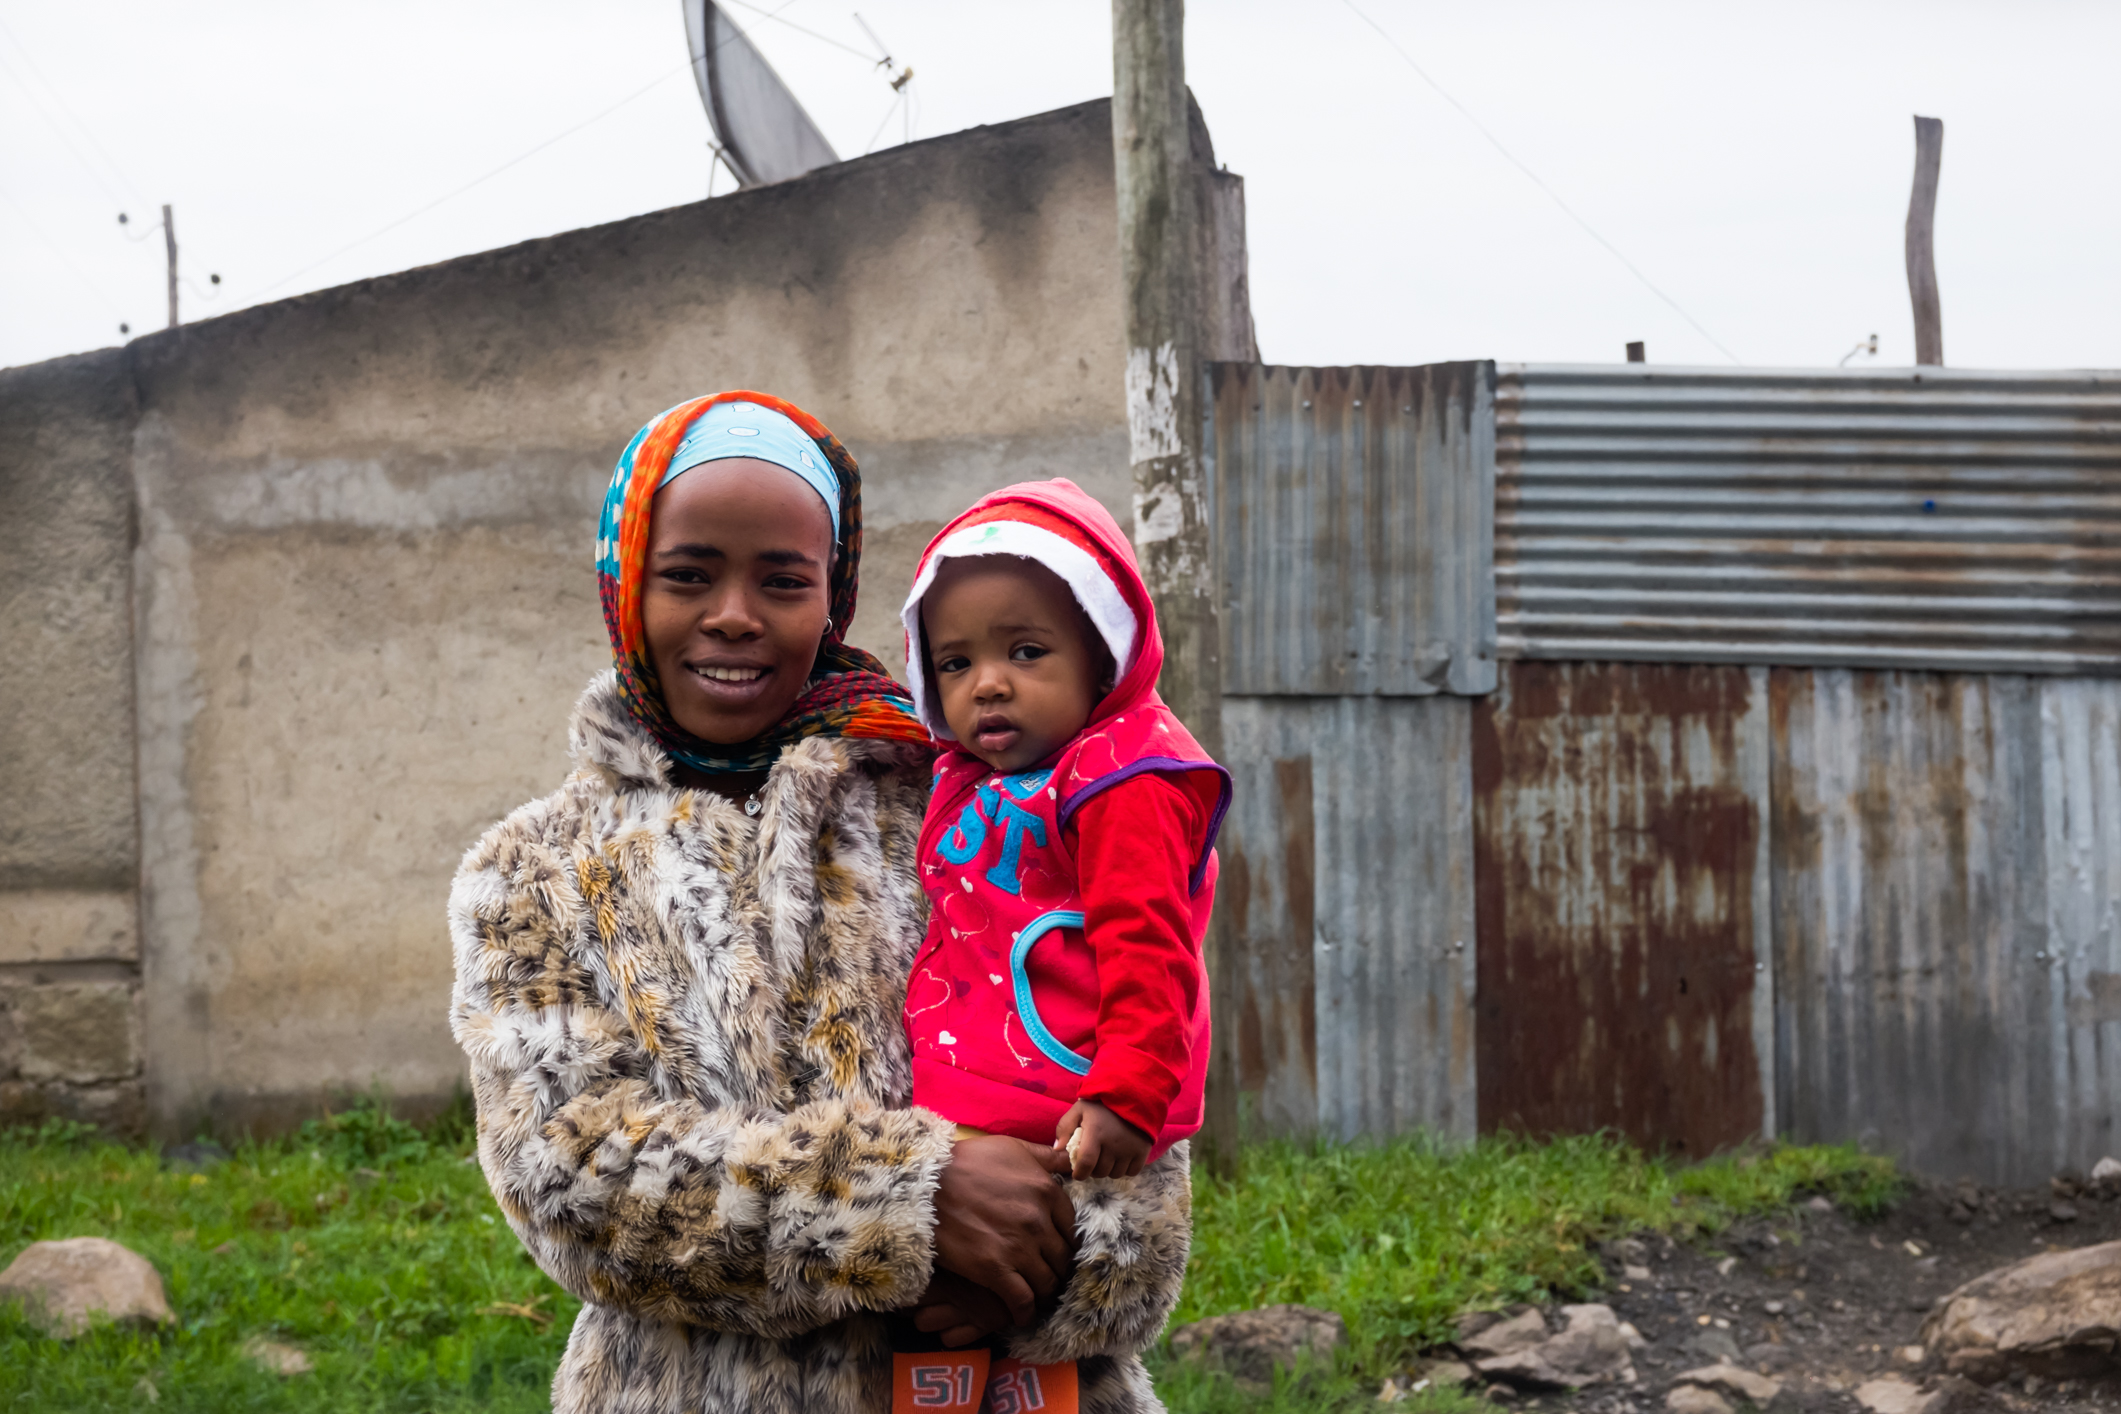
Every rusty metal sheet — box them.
[1473,660,1772,1157]
[1770,668,2055,1184]
[2043,677,2121,1168]
[1209,363,1496,696]
[1218,702,1319,1138]
[1495,365,2121,675]
[1221,695,1477,1140]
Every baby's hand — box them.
[1054,1099,1152,1180]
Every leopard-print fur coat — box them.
[448,673,1191,1413]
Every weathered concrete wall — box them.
[84,98,1243,1139]
[0,349,146,1133]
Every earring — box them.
[824,617,834,635]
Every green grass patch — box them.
[2,1104,1896,1413]
[0,1107,575,1413]
[1177,1130,1898,1381]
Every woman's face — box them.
[642,458,835,745]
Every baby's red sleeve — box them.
[1068,773,1206,1140]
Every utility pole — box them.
[1112,0,1239,1177]
[162,203,179,329]
[1905,117,1943,366]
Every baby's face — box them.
[922,556,1103,773]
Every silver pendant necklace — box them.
[744,790,764,818]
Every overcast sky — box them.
[4,1,2118,374]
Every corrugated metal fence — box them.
[1208,360,2121,1182]
[1494,364,2121,674]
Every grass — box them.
[0,1104,576,1413]
[1,1103,1899,1413]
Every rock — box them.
[1855,1376,1936,1414]
[1921,1237,2121,1382]
[1925,1374,2007,1414]
[1458,1305,1548,1358]
[1421,1359,1476,1388]
[0,1237,173,1337]
[2049,1202,2078,1224]
[1625,1263,1654,1282]
[1619,1321,1649,1352]
[1683,1328,1745,1365]
[1673,1361,1782,1403]
[1475,1304,1636,1389]
[2092,1157,2121,1184]
[162,1141,229,1172]
[1806,1196,1834,1212]
[242,1336,313,1376]
[1745,1343,1797,1373]
[1665,1387,1733,1414]
[1897,1345,1928,1366]
[1169,1304,1347,1391]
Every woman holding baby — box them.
[448,391,1224,1414]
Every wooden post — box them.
[1905,116,1943,366]
[1112,0,1239,1177]
[162,203,179,329]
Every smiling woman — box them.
[643,460,836,772]
[449,391,1196,1414]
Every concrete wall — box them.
[0,349,145,1133]
[0,98,1253,1139]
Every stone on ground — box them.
[1473,1304,1636,1388]
[1920,1237,2121,1382]
[1457,1306,1548,1358]
[242,1336,313,1376]
[1168,1304,1346,1391]
[1855,1376,1935,1414]
[1665,1386,1733,1414]
[0,1237,173,1337]
[1683,1327,1745,1365]
[1419,1359,1476,1388]
[1673,1361,1782,1403]
[2091,1157,2121,1184]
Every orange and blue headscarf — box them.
[597,390,929,775]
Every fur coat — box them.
[448,673,1192,1413]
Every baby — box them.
[899,478,1229,1182]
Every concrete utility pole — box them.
[163,203,179,329]
[1905,116,1944,366]
[1112,0,1239,1176]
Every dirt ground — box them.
[1486,1174,2121,1414]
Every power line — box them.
[250,0,804,301]
[720,0,883,64]
[0,46,131,210]
[250,63,691,297]
[0,185,131,324]
[0,14,148,207]
[1339,0,1741,365]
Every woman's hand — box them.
[931,1135,1077,1327]
[910,1270,1015,1348]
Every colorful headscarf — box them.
[597,390,930,775]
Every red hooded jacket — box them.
[898,479,1230,1155]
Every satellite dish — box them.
[683,0,839,188]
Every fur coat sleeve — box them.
[447,676,957,1340]
[1012,1145,1195,1365]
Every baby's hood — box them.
[900,478,1164,742]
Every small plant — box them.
[293,1088,431,1169]
[3,1117,102,1150]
